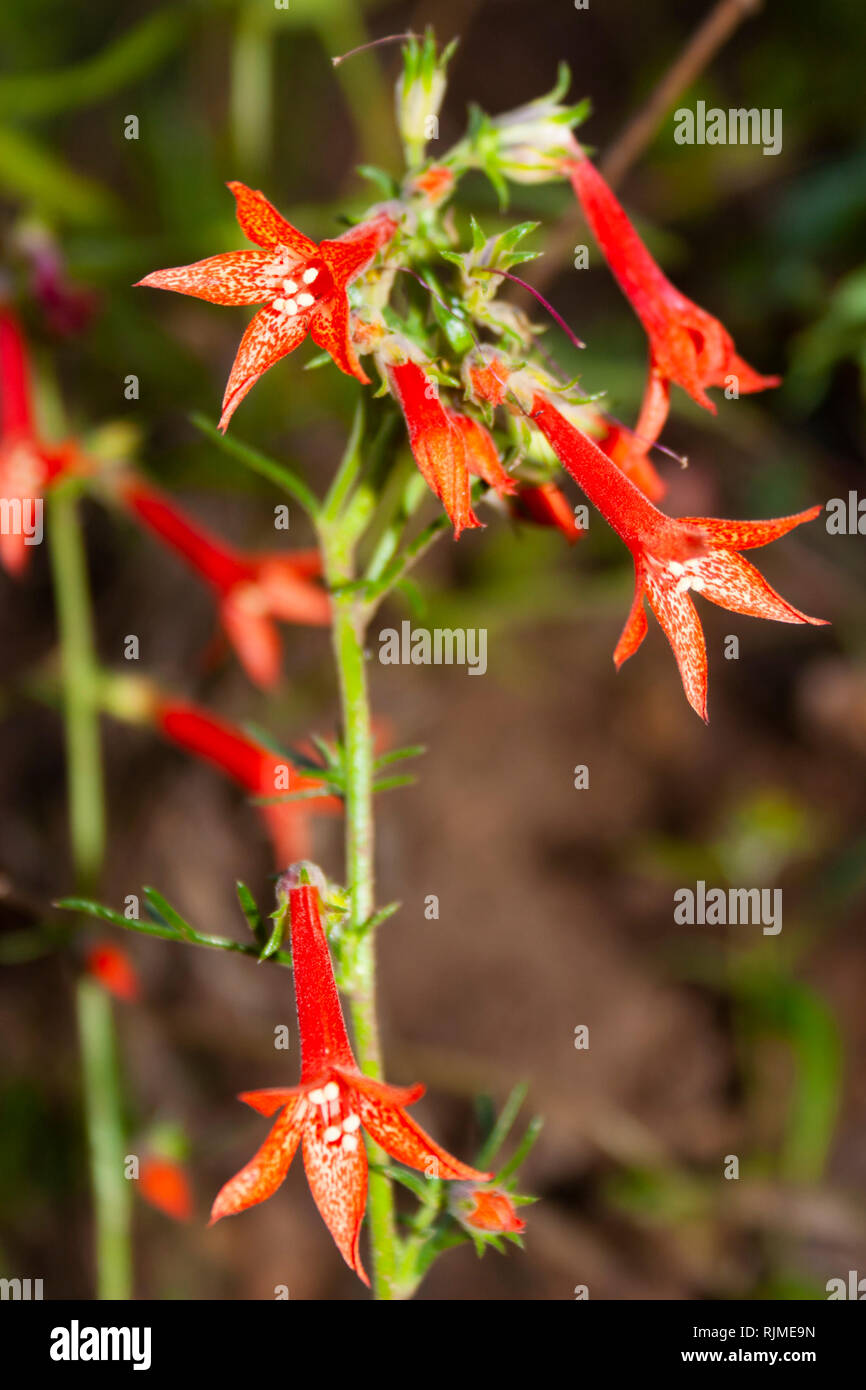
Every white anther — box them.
[302,267,319,284]
[668,560,686,577]
[341,1134,359,1153]
[323,1081,340,1101]
[272,298,285,311]
[323,1125,341,1143]
[284,298,299,315]
[308,1088,325,1105]
[283,278,299,294]
[297,292,315,308]
[342,1113,361,1133]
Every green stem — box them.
[320,491,400,1301]
[49,485,132,1300]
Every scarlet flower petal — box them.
[309,296,368,384]
[354,1090,491,1183]
[0,308,35,437]
[256,558,332,625]
[693,548,828,627]
[219,305,309,431]
[389,362,482,537]
[135,251,273,306]
[219,590,283,688]
[227,181,318,258]
[210,1101,303,1223]
[340,1070,426,1110]
[449,412,516,497]
[319,214,397,289]
[682,507,823,552]
[642,565,708,721]
[302,1120,369,1286]
[613,561,649,668]
[240,1088,303,1117]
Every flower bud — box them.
[395,32,457,170]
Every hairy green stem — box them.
[320,482,400,1300]
[49,486,132,1300]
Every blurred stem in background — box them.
[228,0,401,175]
[48,485,132,1300]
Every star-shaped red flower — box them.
[210,883,489,1284]
[118,475,331,686]
[529,391,827,720]
[136,183,397,430]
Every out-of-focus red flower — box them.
[118,475,330,687]
[510,480,584,544]
[211,883,489,1285]
[136,183,397,430]
[453,1183,526,1234]
[528,391,826,720]
[388,360,482,537]
[448,411,516,497]
[565,154,780,487]
[153,698,341,868]
[0,307,83,575]
[85,942,139,1003]
[411,166,455,202]
[138,1156,193,1223]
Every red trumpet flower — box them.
[136,183,397,430]
[566,154,780,487]
[211,883,489,1285]
[85,942,139,1003]
[529,392,826,720]
[448,410,516,497]
[388,360,483,537]
[154,698,341,868]
[0,308,82,575]
[118,476,330,687]
[510,480,583,544]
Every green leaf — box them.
[236,881,266,946]
[190,413,320,517]
[0,124,117,225]
[0,10,187,120]
[142,887,196,941]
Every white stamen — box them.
[308,1088,325,1105]
[323,1081,340,1101]
[668,560,686,577]
[283,278,299,294]
[284,298,299,315]
[341,1134,359,1152]
[302,267,319,284]
[342,1113,360,1132]
[272,298,285,311]
[323,1125,341,1143]
[297,292,315,308]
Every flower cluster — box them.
[134,47,825,719]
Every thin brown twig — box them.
[527,0,764,295]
